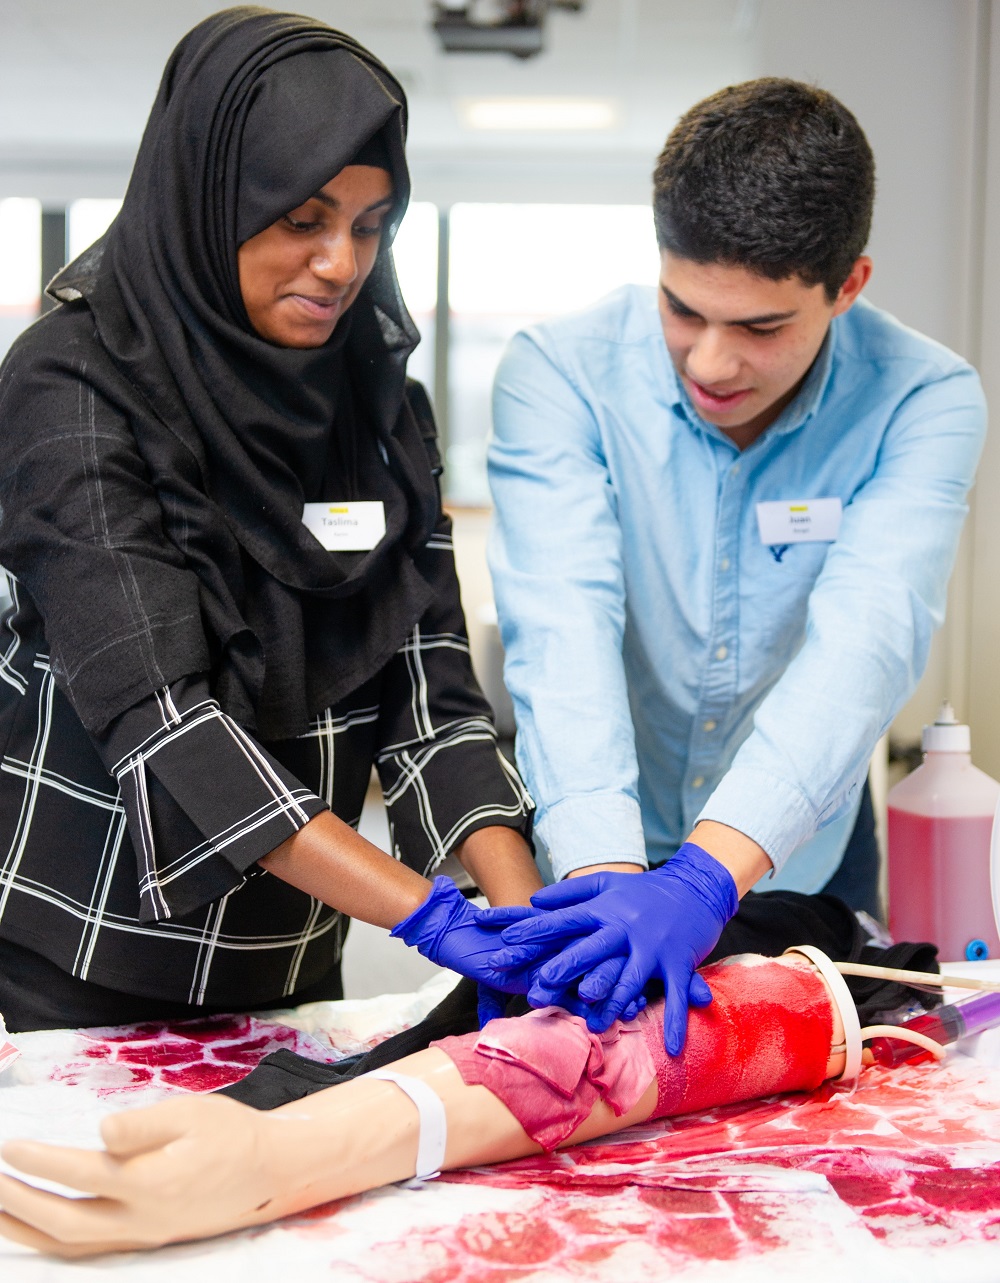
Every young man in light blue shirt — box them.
[485,79,987,1052]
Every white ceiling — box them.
[0,0,757,202]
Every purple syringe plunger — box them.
[869,989,1000,1068]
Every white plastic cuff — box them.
[365,1069,448,1181]
[783,945,863,1085]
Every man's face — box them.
[657,251,870,444]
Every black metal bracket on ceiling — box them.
[431,1,585,60]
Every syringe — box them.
[867,990,1000,1067]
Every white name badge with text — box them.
[303,501,386,552]
[755,498,842,546]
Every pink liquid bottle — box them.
[888,702,1000,961]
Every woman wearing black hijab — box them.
[0,7,542,1031]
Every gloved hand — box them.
[486,843,739,1054]
[391,877,538,996]
[393,878,645,1028]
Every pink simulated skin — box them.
[434,953,833,1152]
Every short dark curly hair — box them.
[653,78,875,301]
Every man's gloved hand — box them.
[486,843,739,1054]
[392,877,646,1029]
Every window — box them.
[390,200,438,395]
[446,203,659,504]
[68,199,122,260]
[0,198,41,360]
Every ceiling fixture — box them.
[432,0,585,60]
[460,97,617,131]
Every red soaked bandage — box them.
[432,953,834,1152]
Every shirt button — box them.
[703,719,717,732]
[715,645,728,661]
[730,462,741,476]
[719,557,731,572]
[692,776,705,789]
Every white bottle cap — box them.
[922,701,971,753]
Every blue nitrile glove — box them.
[486,843,739,1055]
[476,978,645,1030]
[394,879,646,1029]
[391,877,538,996]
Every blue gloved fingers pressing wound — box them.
[533,926,627,992]
[663,967,698,1057]
[520,843,737,1028]
[689,973,714,1007]
[477,984,507,1028]
[585,954,647,1032]
[576,954,626,1004]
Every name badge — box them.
[755,498,842,546]
[302,501,386,552]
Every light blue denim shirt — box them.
[488,287,986,889]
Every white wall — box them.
[753,0,990,745]
[968,4,1000,778]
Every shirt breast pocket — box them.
[765,540,833,584]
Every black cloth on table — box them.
[221,890,941,1111]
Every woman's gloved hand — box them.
[391,876,545,997]
[486,843,739,1054]
[392,877,645,1028]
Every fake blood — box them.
[50,1013,334,1095]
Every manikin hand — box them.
[0,1094,285,1257]
[487,843,739,1054]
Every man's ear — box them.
[830,256,873,317]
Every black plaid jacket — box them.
[0,519,532,1008]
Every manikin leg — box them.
[0,953,849,1258]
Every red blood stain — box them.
[159,1062,254,1092]
[454,1212,563,1265]
[824,1174,898,1207]
[728,1193,787,1249]
[639,1186,720,1216]
[93,1022,172,1043]
[567,1242,618,1266]
[116,1039,214,1066]
[910,1168,1000,1214]
[52,1015,328,1098]
[166,1017,254,1042]
[559,1206,646,1237]
[212,1035,276,1065]
[655,1211,742,1261]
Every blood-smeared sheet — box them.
[1,972,999,1282]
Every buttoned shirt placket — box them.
[682,433,743,834]
[670,340,833,839]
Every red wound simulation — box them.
[433,953,834,1152]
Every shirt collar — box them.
[665,325,836,443]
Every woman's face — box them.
[238,165,394,348]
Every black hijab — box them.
[39,7,441,738]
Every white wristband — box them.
[364,1069,448,1181]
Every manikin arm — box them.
[0,1051,647,1259]
[0,955,846,1259]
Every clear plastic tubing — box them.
[869,991,1000,1067]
